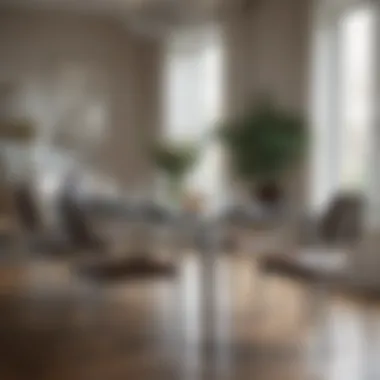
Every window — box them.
[338,7,374,190]
[163,27,225,214]
[310,3,374,213]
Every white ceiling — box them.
[0,0,259,37]
[0,0,252,21]
[0,0,153,11]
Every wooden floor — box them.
[0,253,379,380]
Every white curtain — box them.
[310,3,374,213]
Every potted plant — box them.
[152,139,198,208]
[219,99,307,211]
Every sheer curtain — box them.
[310,4,374,214]
[338,8,374,191]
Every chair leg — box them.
[252,265,269,320]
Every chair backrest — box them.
[13,183,42,232]
[57,181,101,249]
[319,193,363,244]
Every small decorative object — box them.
[152,140,198,208]
[219,97,307,212]
[183,191,203,214]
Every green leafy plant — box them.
[152,140,198,201]
[219,100,307,181]
[153,140,198,180]
[219,99,307,204]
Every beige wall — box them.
[223,0,312,210]
[0,9,160,189]
[224,0,311,115]
[0,2,311,203]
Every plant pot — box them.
[253,181,283,211]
